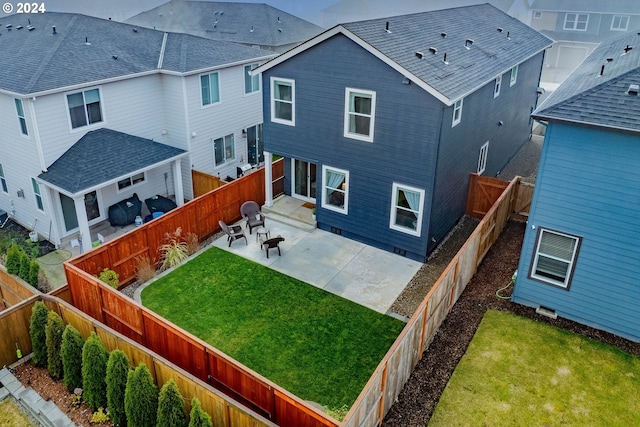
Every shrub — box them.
[45,311,65,379]
[6,243,21,275]
[61,324,85,392]
[158,228,188,271]
[188,398,212,427]
[106,349,130,427]
[135,256,156,283]
[19,250,30,281]
[28,259,40,288]
[185,232,200,256]
[90,407,110,424]
[29,301,49,367]
[125,363,158,427]
[96,268,119,288]
[157,379,186,427]
[82,332,108,411]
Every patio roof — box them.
[38,128,187,196]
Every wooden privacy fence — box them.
[0,294,278,427]
[192,170,228,198]
[0,265,39,308]
[341,176,521,427]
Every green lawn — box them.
[430,310,640,426]
[141,247,404,412]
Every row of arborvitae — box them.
[29,301,213,426]
[6,242,40,287]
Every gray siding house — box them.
[256,4,551,262]
[512,31,640,342]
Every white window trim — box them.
[610,15,629,31]
[344,87,376,142]
[510,65,518,87]
[213,133,236,168]
[452,98,463,127]
[389,183,424,237]
[530,228,581,289]
[65,87,105,132]
[244,63,261,95]
[14,98,29,137]
[270,77,295,126]
[533,11,542,19]
[31,177,44,212]
[0,164,8,194]
[321,165,349,214]
[477,141,489,175]
[200,72,221,107]
[563,13,589,31]
[494,75,502,98]
[116,172,146,193]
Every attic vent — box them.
[441,32,446,38]
[497,27,503,32]
[52,25,56,34]
[623,44,633,54]
[27,25,35,31]
[415,51,424,59]
[5,24,12,30]
[385,21,391,33]
[112,55,118,60]
[277,16,281,24]
[132,28,138,33]
[606,57,613,62]
[278,28,282,32]
[465,39,474,49]
[507,31,510,39]
[250,25,254,32]
[428,47,437,54]
[16,25,23,30]
[85,37,91,46]
[628,84,639,96]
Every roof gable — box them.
[255,4,551,104]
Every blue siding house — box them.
[512,31,640,342]
[255,4,551,262]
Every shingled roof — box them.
[533,31,640,133]
[38,128,187,195]
[0,12,274,96]
[255,3,552,105]
[126,1,323,50]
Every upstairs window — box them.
[213,133,235,167]
[271,77,295,125]
[452,98,463,127]
[14,98,28,136]
[564,13,589,31]
[322,166,349,214]
[494,75,502,98]
[530,228,581,288]
[477,141,489,175]
[244,63,260,94]
[201,72,220,106]
[0,164,7,193]
[67,88,102,129]
[390,183,424,236]
[344,88,376,142]
[510,65,518,86]
[611,15,629,31]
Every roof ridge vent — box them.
[415,51,424,59]
[627,84,639,95]
[385,21,391,33]
[428,47,437,54]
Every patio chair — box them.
[240,201,265,234]
[261,236,285,258]
[218,220,247,247]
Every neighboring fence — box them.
[0,265,39,308]
[341,176,521,427]
[192,170,228,198]
[512,180,535,221]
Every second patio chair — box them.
[218,220,247,247]
[240,201,265,234]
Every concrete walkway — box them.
[212,216,422,315]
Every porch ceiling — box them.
[38,128,187,196]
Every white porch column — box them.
[172,159,184,206]
[264,151,273,207]
[73,195,92,253]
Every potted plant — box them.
[311,208,316,221]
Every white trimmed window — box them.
[271,77,295,125]
[533,11,542,19]
[321,165,348,214]
[510,65,518,86]
[213,134,235,167]
[0,164,7,193]
[390,183,424,236]
[494,75,502,98]
[452,98,463,127]
[344,88,376,142]
[31,177,43,211]
[244,63,260,94]
[564,13,589,31]
[67,88,103,129]
[14,98,28,136]
[201,72,220,106]
[611,15,629,31]
[117,172,145,192]
[530,228,581,288]
[477,141,489,175]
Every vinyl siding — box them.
[513,123,640,342]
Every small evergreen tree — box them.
[28,259,40,288]
[5,243,21,275]
[82,332,108,411]
[106,349,130,427]
[19,250,30,281]
[188,398,212,427]
[157,379,186,427]
[45,311,65,379]
[29,301,49,367]
[61,324,84,392]
[124,364,158,427]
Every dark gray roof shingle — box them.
[126,1,323,49]
[38,128,186,194]
[340,4,552,101]
[0,12,273,95]
[533,32,640,132]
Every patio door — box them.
[246,123,264,166]
[59,191,101,232]
[292,159,316,202]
